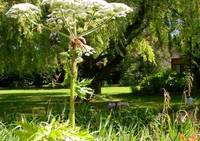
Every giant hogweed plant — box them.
[6,0,133,128]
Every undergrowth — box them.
[0,89,199,141]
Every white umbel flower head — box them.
[6,3,41,18]
[75,0,108,8]
[10,3,40,12]
[42,0,73,5]
[42,0,108,8]
[43,0,133,33]
[111,3,133,17]
[42,0,133,17]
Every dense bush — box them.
[0,71,55,88]
[132,70,189,95]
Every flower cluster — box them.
[111,3,133,17]
[82,44,95,56]
[6,1,132,57]
[42,0,108,9]
[6,3,41,39]
[42,0,133,21]
[6,3,40,18]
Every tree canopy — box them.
[1,0,200,90]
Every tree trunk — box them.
[91,79,101,94]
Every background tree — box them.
[79,0,176,93]
[0,0,59,87]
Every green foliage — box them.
[75,103,199,141]
[94,114,198,141]
[0,109,199,141]
[0,3,60,86]
[132,70,189,95]
[5,0,133,128]
[0,89,199,140]
[0,65,57,88]
[75,79,94,99]
[15,118,94,141]
[0,0,134,88]
[0,122,18,141]
[6,3,41,39]
[135,39,156,64]
[0,108,199,141]
[120,38,158,86]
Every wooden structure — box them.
[171,58,185,73]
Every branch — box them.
[78,16,114,37]
[24,13,69,38]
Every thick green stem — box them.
[69,52,77,129]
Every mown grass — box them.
[0,86,131,95]
[0,87,199,122]
[0,89,68,95]
[101,87,132,95]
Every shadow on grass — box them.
[0,92,199,123]
[0,94,69,122]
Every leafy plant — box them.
[75,79,94,100]
[6,0,133,128]
[0,122,18,141]
[15,118,94,141]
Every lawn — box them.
[0,87,199,122]
[0,89,68,95]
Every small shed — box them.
[171,58,185,73]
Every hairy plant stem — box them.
[69,50,77,129]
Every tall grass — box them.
[0,122,18,141]
[0,107,199,141]
[88,89,200,141]
[89,108,199,141]
[0,90,199,140]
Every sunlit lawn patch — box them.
[0,89,68,95]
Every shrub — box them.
[132,70,189,95]
[0,70,55,88]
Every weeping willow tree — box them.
[0,1,59,87]
[6,0,132,128]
